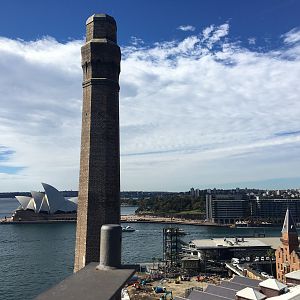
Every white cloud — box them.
[0,37,82,191]
[282,28,300,44]
[200,24,229,49]
[1,26,300,191]
[177,25,196,32]
[130,36,144,46]
[248,37,256,45]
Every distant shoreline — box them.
[0,215,224,226]
[0,214,287,228]
[120,214,227,227]
[0,217,76,225]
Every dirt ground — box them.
[127,275,219,299]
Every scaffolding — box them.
[163,227,183,271]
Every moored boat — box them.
[122,225,135,232]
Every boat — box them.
[177,229,187,236]
[235,221,248,228]
[235,220,278,228]
[122,225,135,232]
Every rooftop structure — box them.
[236,287,266,300]
[177,275,300,300]
[275,209,300,282]
[74,13,121,272]
[281,209,298,238]
[285,270,300,285]
[35,15,134,300]
[259,279,287,292]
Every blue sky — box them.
[0,0,299,46]
[0,1,300,191]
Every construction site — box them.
[123,226,227,299]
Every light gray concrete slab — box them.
[35,263,135,300]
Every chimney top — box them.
[85,14,117,43]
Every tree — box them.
[266,249,275,276]
[152,257,156,270]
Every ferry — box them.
[122,225,135,232]
[235,221,276,228]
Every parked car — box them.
[246,257,251,262]
[181,275,190,281]
[261,272,269,278]
[231,258,240,264]
[254,257,260,262]
[260,257,265,261]
[265,257,270,261]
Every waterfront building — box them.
[206,191,300,225]
[253,198,300,224]
[275,209,300,282]
[183,237,273,261]
[206,191,250,224]
[12,183,77,221]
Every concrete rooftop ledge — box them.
[35,263,136,300]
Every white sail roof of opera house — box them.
[15,196,32,210]
[31,191,44,212]
[15,183,77,214]
[39,197,50,213]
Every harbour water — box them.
[0,198,282,300]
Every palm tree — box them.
[158,258,162,269]
[152,257,156,270]
[266,249,275,276]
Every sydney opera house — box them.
[12,183,78,222]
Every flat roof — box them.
[256,237,282,249]
[205,284,236,299]
[220,281,260,291]
[190,237,275,249]
[189,290,233,300]
[181,257,199,261]
[231,276,261,288]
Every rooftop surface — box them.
[190,237,300,250]
[190,237,278,249]
[285,270,300,280]
[259,279,287,291]
[236,287,266,300]
[35,263,135,300]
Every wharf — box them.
[0,215,227,226]
[120,215,228,227]
[0,215,228,227]
[0,217,76,225]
